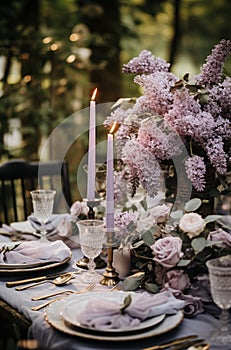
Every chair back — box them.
[0,159,72,225]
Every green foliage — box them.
[122,271,145,291]
[119,294,132,313]
[185,198,202,212]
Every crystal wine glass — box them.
[77,219,105,283]
[30,189,56,241]
[206,255,231,345]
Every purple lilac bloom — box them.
[122,138,161,198]
[114,211,137,235]
[122,50,170,74]
[185,156,206,191]
[134,72,177,115]
[164,88,201,128]
[164,88,215,142]
[204,136,227,174]
[115,122,139,158]
[195,39,231,88]
[208,77,231,119]
[214,116,231,139]
[137,118,181,160]
[103,106,133,128]
[114,169,128,204]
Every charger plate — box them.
[0,241,72,274]
[45,293,184,342]
[60,291,166,334]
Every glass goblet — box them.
[77,220,105,284]
[30,189,56,241]
[206,255,231,345]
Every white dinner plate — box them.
[60,291,166,333]
[45,294,184,342]
[0,241,72,273]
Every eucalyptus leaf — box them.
[204,215,222,223]
[170,210,184,219]
[205,240,223,247]
[177,259,191,266]
[144,282,159,294]
[122,278,140,291]
[120,294,132,314]
[127,221,136,232]
[142,230,155,246]
[185,198,202,212]
[122,272,145,291]
[191,237,206,253]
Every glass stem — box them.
[87,258,96,273]
[220,309,231,332]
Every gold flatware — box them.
[110,282,123,291]
[142,335,199,350]
[6,270,80,288]
[170,339,205,350]
[189,343,210,350]
[15,273,77,291]
[31,283,96,300]
[31,284,96,311]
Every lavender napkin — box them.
[77,291,185,329]
[28,214,72,237]
[28,214,79,248]
[0,240,71,265]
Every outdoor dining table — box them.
[0,235,230,350]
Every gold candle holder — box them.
[100,230,119,286]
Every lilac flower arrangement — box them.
[104,39,231,198]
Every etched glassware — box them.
[77,219,105,283]
[206,255,231,345]
[30,189,56,240]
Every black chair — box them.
[0,159,72,225]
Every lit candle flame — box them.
[91,88,98,101]
[109,122,118,134]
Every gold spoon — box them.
[15,272,78,291]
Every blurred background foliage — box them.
[0,0,230,201]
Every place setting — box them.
[44,290,185,342]
[0,189,72,274]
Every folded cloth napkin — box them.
[28,214,72,236]
[28,214,80,248]
[77,291,185,329]
[0,240,71,265]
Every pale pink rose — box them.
[151,236,183,268]
[207,228,231,248]
[70,201,89,220]
[149,204,171,223]
[179,213,206,239]
[165,270,191,291]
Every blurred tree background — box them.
[0,0,230,201]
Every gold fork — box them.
[31,284,95,311]
[110,282,123,291]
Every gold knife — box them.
[142,335,198,350]
[6,271,78,288]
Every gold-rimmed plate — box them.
[60,292,166,334]
[45,294,184,342]
[0,242,72,274]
